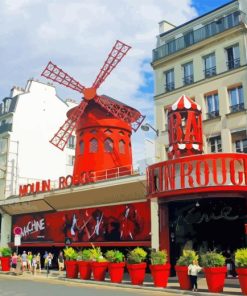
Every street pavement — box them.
[0,269,243,296]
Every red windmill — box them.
[41,40,145,178]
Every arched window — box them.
[104,129,112,135]
[119,140,125,154]
[79,141,84,154]
[104,138,113,153]
[89,138,98,153]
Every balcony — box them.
[227,58,240,70]
[230,103,245,113]
[206,110,219,119]
[183,75,194,85]
[204,66,216,78]
[0,123,12,134]
[153,11,241,62]
[165,82,175,92]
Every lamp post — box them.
[141,123,159,136]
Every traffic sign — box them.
[14,234,21,246]
[13,227,22,235]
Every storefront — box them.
[147,96,247,271]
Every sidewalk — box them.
[0,269,243,296]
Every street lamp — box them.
[141,123,159,136]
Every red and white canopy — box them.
[171,95,201,111]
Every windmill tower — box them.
[41,40,145,178]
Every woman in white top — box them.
[188,260,202,291]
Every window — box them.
[68,155,75,166]
[104,138,113,153]
[236,139,247,153]
[104,129,112,135]
[79,141,84,154]
[165,69,174,92]
[89,138,98,153]
[203,53,216,77]
[229,85,244,112]
[209,136,222,153]
[90,129,97,134]
[184,31,194,46]
[3,98,11,113]
[183,62,193,85]
[119,140,125,154]
[205,93,219,119]
[226,44,240,70]
[67,135,75,149]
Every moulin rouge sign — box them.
[19,171,95,197]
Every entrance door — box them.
[168,198,246,269]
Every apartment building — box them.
[0,79,77,246]
[152,0,247,160]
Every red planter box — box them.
[127,263,146,285]
[78,261,91,280]
[204,266,227,293]
[236,268,247,295]
[91,262,108,281]
[65,261,79,279]
[108,262,126,283]
[150,263,170,288]
[1,257,11,272]
[175,265,191,290]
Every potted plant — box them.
[175,249,198,290]
[126,247,147,285]
[77,248,92,280]
[235,248,247,295]
[105,249,125,283]
[90,247,108,281]
[64,247,78,279]
[200,250,226,293]
[0,247,12,271]
[149,249,170,288]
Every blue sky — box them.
[0,0,233,165]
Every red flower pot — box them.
[175,265,191,290]
[91,262,108,281]
[65,261,78,279]
[236,268,247,295]
[108,262,126,283]
[150,263,170,288]
[127,263,146,285]
[204,266,227,293]
[1,257,11,272]
[78,261,92,280]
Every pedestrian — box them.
[46,253,53,276]
[16,255,23,275]
[11,252,18,274]
[27,251,33,272]
[31,255,37,275]
[188,259,202,292]
[36,253,41,272]
[43,251,48,269]
[57,251,65,274]
[21,251,27,272]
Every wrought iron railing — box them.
[165,82,175,92]
[227,58,240,70]
[183,75,194,85]
[204,66,217,78]
[153,11,241,62]
[206,110,219,119]
[230,103,245,113]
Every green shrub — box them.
[77,249,92,261]
[150,249,168,265]
[90,247,107,262]
[63,247,77,260]
[127,247,147,264]
[200,251,226,267]
[235,248,247,268]
[176,250,198,266]
[0,247,12,257]
[105,250,124,263]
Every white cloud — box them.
[0,0,198,162]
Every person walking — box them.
[36,253,41,272]
[11,252,18,274]
[46,253,53,276]
[188,259,202,292]
[16,255,23,275]
[57,251,65,274]
[21,251,27,272]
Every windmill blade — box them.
[95,95,145,132]
[41,61,85,94]
[50,100,88,150]
[92,40,131,90]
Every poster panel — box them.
[12,201,150,244]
